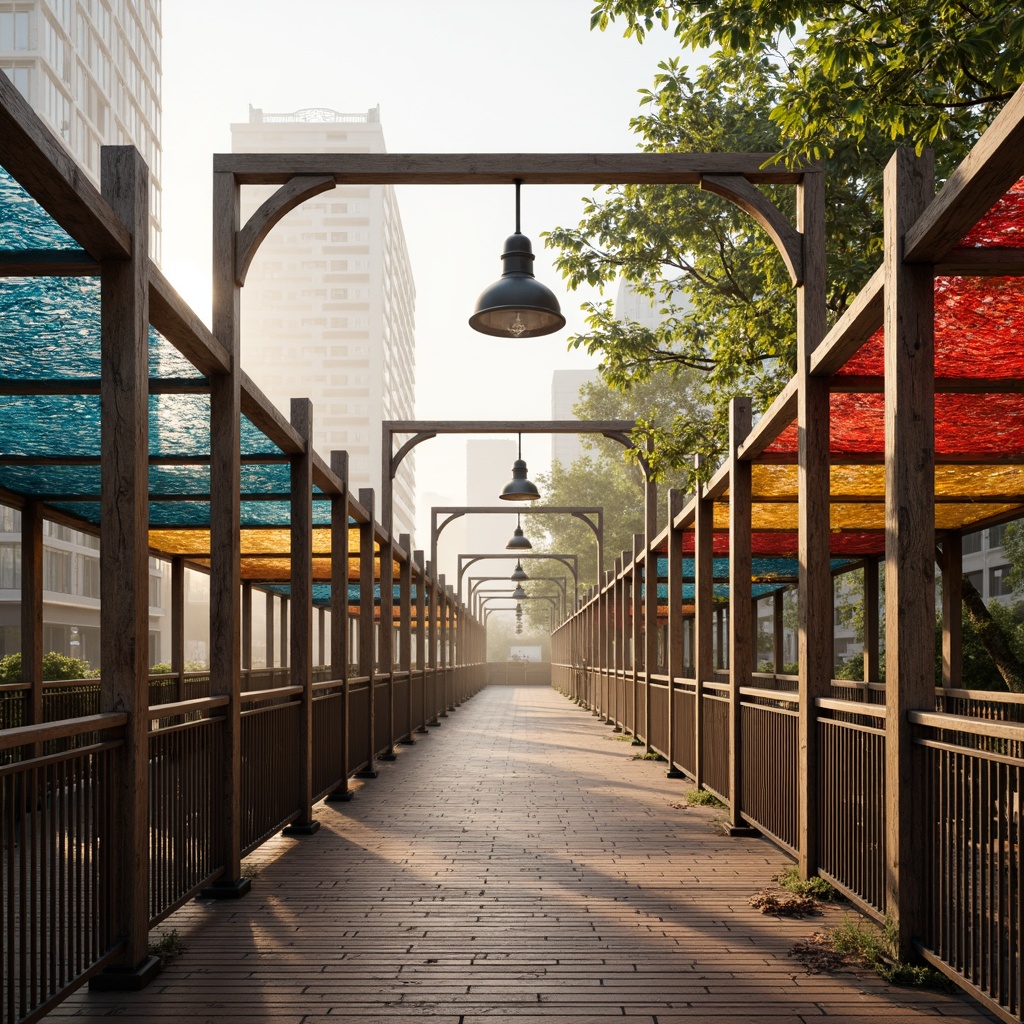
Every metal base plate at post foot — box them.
[325,789,354,802]
[427,720,441,727]
[665,767,685,779]
[631,737,643,746]
[89,955,161,992]
[201,877,252,899]
[283,819,321,836]
[416,726,429,734]
[612,725,622,732]
[399,737,416,745]
[379,751,397,761]
[725,824,760,838]
[354,767,378,779]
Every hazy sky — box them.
[160,1,688,551]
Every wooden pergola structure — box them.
[3,52,1024,1024]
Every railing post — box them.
[438,574,449,716]
[92,144,160,988]
[398,534,414,743]
[356,488,378,778]
[326,451,352,801]
[414,551,428,733]
[666,488,685,779]
[728,397,756,835]
[694,461,713,791]
[171,556,184,699]
[241,580,252,685]
[283,397,319,835]
[941,534,962,688]
[631,534,643,746]
[884,147,936,959]
[426,561,440,726]
[20,500,42,736]
[378,521,396,760]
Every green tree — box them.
[547,4,1023,484]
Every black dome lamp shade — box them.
[469,179,566,339]
[500,434,541,502]
[506,512,533,550]
[512,583,528,600]
[510,560,529,583]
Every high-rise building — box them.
[0,0,165,667]
[551,369,599,467]
[0,0,163,257]
[232,105,417,539]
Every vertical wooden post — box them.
[796,166,830,879]
[318,608,326,670]
[666,489,685,779]
[863,559,880,684]
[426,561,440,725]
[414,551,428,732]
[630,536,643,744]
[20,501,43,732]
[643,452,658,750]
[241,581,252,680]
[283,398,319,835]
[773,590,785,674]
[378,524,396,759]
[326,450,353,801]
[356,488,377,777]
[728,397,755,834]
[941,535,962,689]
[439,576,450,713]
[171,556,184,699]
[398,534,414,744]
[92,145,161,986]
[279,596,288,672]
[884,147,936,959]
[694,460,713,790]
[265,592,275,671]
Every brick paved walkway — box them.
[57,684,995,1023]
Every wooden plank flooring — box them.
[55,685,996,1023]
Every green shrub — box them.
[0,651,97,682]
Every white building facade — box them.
[0,0,166,667]
[0,0,162,256]
[232,105,417,539]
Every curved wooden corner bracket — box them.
[700,174,804,286]
[236,174,337,286]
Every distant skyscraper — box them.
[232,105,417,539]
[466,440,518,558]
[551,369,599,467]
[0,0,163,257]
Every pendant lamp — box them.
[506,512,533,550]
[510,560,529,583]
[500,433,540,502]
[469,179,565,338]
[512,583,528,600]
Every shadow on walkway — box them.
[56,685,996,1023]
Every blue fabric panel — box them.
[0,165,81,250]
[0,277,203,381]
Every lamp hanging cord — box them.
[514,179,522,234]
[517,432,522,459]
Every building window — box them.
[149,573,160,608]
[80,555,100,598]
[965,569,983,594]
[0,544,20,589]
[44,548,72,594]
[962,531,982,555]
[0,63,29,97]
[0,11,30,51]
[989,563,1013,598]
[988,524,1008,549]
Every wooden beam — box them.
[0,250,99,275]
[240,371,304,454]
[904,83,1024,264]
[148,262,231,377]
[737,377,798,462]
[215,152,801,186]
[936,247,1024,276]
[809,266,884,378]
[0,73,131,259]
